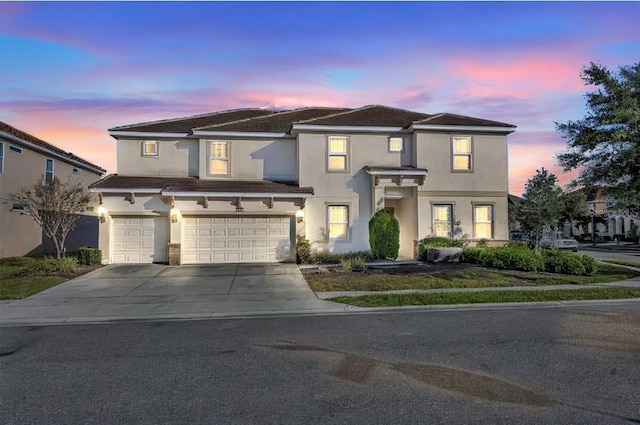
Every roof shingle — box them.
[89,175,314,195]
[295,105,432,127]
[109,109,278,133]
[416,113,516,128]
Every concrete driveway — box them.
[0,264,347,325]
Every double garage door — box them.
[182,216,293,264]
[112,216,293,264]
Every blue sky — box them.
[1,1,639,194]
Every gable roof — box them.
[195,107,351,133]
[416,113,516,128]
[295,105,431,128]
[109,108,277,133]
[0,121,105,174]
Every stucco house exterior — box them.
[0,122,106,258]
[91,105,515,264]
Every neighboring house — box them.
[565,187,639,240]
[0,122,106,258]
[91,105,515,264]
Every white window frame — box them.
[388,136,403,152]
[327,136,349,172]
[142,141,158,157]
[473,204,494,239]
[9,145,23,155]
[452,136,473,171]
[209,141,229,176]
[327,205,349,240]
[432,204,453,238]
[45,158,54,183]
[0,142,4,173]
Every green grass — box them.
[0,257,97,300]
[304,264,639,292]
[601,259,640,268]
[330,287,640,307]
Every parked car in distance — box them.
[540,238,580,252]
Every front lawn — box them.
[303,263,639,293]
[0,257,99,300]
[330,287,640,307]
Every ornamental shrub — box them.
[579,254,598,274]
[295,236,312,264]
[541,250,586,275]
[77,247,103,265]
[34,256,78,274]
[369,209,400,260]
[462,246,543,272]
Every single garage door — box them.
[112,217,155,263]
[182,216,292,264]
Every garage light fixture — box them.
[97,206,107,223]
[170,208,181,223]
[296,209,304,223]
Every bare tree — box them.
[10,176,91,259]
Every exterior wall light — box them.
[295,209,305,223]
[170,208,181,223]
[97,206,107,224]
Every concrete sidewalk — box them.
[0,263,348,326]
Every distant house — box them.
[0,122,106,258]
[91,105,516,264]
[573,187,638,240]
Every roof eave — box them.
[409,124,516,134]
[192,130,289,138]
[291,124,405,134]
[108,130,191,139]
[160,191,313,198]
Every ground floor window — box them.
[474,204,493,239]
[327,205,349,239]
[433,204,453,238]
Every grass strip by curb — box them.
[330,287,640,307]
[0,276,67,300]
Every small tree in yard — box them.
[10,176,91,259]
[369,209,400,260]
[516,168,564,251]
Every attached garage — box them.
[111,217,168,263]
[182,216,293,264]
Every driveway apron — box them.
[0,264,346,325]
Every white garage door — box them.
[182,216,292,264]
[112,217,155,263]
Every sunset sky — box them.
[1,2,639,195]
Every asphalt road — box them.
[1,304,640,424]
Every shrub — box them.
[77,247,102,265]
[541,250,586,275]
[340,256,367,273]
[369,209,400,259]
[295,236,312,264]
[579,254,598,274]
[0,256,37,267]
[462,246,544,272]
[34,256,78,274]
[418,237,465,260]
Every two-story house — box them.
[90,105,515,264]
[0,122,106,258]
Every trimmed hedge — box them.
[418,237,465,261]
[369,209,400,259]
[462,245,597,275]
[77,247,103,265]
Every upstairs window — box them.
[142,141,158,157]
[474,204,493,239]
[327,136,349,171]
[327,205,349,239]
[389,137,403,152]
[452,136,473,171]
[209,141,229,175]
[45,159,54,183]
[0,143,4,173]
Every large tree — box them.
[556,62,640,207]
[11,177,92,259]
[516,168,564,250]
